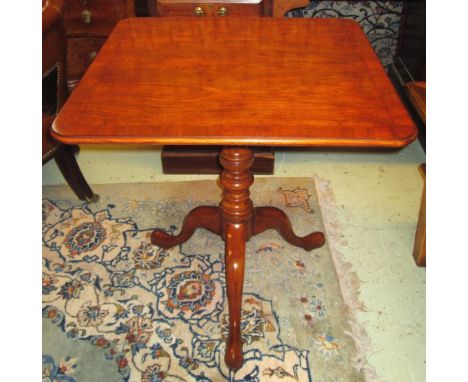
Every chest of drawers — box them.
[155,0,268,17]
[63,0,135,91]
[149,0,308,19]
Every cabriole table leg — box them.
[219,147,254,371]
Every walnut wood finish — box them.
[151,147,325,370]
[53,18,417,148]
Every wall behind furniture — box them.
[287,1,404,68]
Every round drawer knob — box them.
[194,6,204,16]
[82,10,92,24]
[217,7,228,16]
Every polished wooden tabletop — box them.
[52,17,417,148]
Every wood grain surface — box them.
[52,17,417,148]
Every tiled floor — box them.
[43,141,426,381]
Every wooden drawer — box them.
[67,37,106,89]
[156,0,265,17]
[64,0,130,37]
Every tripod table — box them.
[52,17,417,371]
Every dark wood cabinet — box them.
[149,0,306,17]
[66,37,106,88]
[155,0,268,17]
[63,0,135,91]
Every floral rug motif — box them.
[42,178,368,381]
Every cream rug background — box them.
[42,178,373,381]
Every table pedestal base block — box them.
[161,146,275,175]
[151,147,325,371]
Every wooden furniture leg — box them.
[224,222,247,370]
[151,147,325,371]
[254,207,325,251]
[54,144,99,202]
[413,164,426,266]
[151,206,222,248]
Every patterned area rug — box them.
[42,178,371,381]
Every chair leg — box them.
[413,166,426,266]
[54,144,99,202]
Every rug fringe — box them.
[314,177,380,382]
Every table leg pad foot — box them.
[225,344,243,371]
